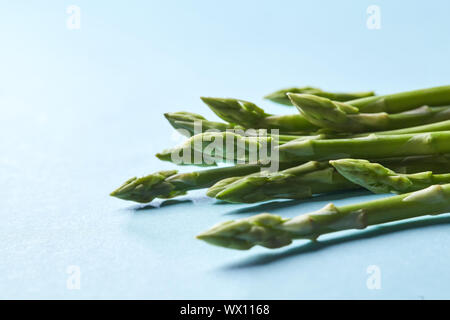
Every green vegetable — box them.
[374,154,450,174]
[278,131,450,163]
[164,112,239,137]
[207,155,450,203]
[264,86,375,106]
[289,93,450,133]
[167,110,450,142]
[111,154,450,204]
[200,97,319,132]
[156,131,276,166]
[156,131,450,166]
[347,85,450,113]
[110,161,309,203]
[110,165,263,203]
[164,111,315,142]
[352,119,450,137]
[207,161,357,203]
[170,86,450,136]
[197,184,450,250]
[330,159,450,194]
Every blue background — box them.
[1,0,450,299]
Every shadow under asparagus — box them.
[220,189,372,215]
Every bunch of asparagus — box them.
[111,85,450,251]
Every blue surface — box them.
[1,0,450,299]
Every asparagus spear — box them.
[197,184,450,250]
[164,111,314,141]
[156,131,276,166]
[330,159,450,194]
[373,154,450,174]
[200,87,450,133]
[289,93,450,133]
[316,120,450,138]
[347,85,450,113]
[156,131,329,165]
[110,158,310,203]
[167,101,450,138]
[264,86,375,106]
[157,131,450,165]
[275,120,450,139]
[112,154,450,204]
[278,131,450,163]
[207,161,357,203]
[352,119,450,137]
[167,110,450,141]
[200,97,319,132]
[110,164,263,203]
[207,155,450,203]
[164,112,239,137]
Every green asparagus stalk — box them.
[289,93,450,133]
[200,97,319,132]
[352,119,450,137]
[112,154,450,204]
[296,120,450,138]
[156,131,330,165]
[197,184,450,250]
[200,87,450,133]
[347,85,450,113]
[264,86,375,106]
[164,112,239,137]
[278,131,450,163]
[207,155,450,203]
[372,154,450,174]
[167,111,450,143]
[207,161,357,203]
[330,159,450,194]
[157,131,450,165]
[310,120,450,139]
[110,164,263,203]
[261,119,450,139]
[164,111,314,141]
[156,131,276,166]
[110,159,310,203]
